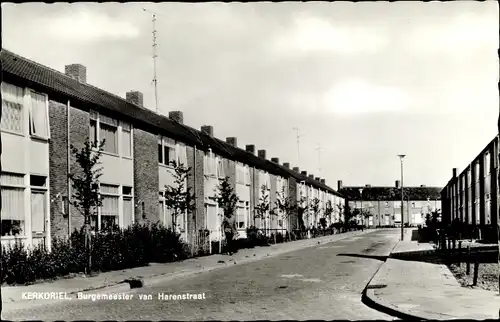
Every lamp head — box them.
[397,154,406,159]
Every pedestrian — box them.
[223,215,237,255]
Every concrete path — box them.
[364,228,500,320]
[2,229,370,311]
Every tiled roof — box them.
[340,186,442,201]
[1,49,342,196]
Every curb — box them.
[3,229,371,307]
[360,239,428,321]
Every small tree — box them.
[324,200,334,226]
[297,195,309,231]
[255,184,271,234]
[68,138,105,274]
[164,160,195,233]
[310,198,321,228]
[275,186,296,231]
[215,177,239,218]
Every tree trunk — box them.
[84,220,92,275]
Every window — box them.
[385,201,389,208]
[89,111,121,154]
[485,153,490,175]
[29,90,50,138]
[237,202,246,229]
[204,152,217,176]
[411,202,416,208]
[1,83,24,134]
[467,170,471,187]
[1,172,26,237]
[158,136,176,166]
[121,122,132,157]
[96,184,120,231]
[217,157,225,178]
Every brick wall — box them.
[288,178,298,230]
[186,146,205,237]
[48,100,69,238]
[250,167,259,227]
[270,174,278,229]
[133,128,159,223]
[68,105,91,231]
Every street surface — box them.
[3,229,400,320]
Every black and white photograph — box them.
[0,1,498,320]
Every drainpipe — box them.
[67,99,71,240]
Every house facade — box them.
[339,181,441,227]
[1,49,345,252]
[440,135,499,240]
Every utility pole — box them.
[293,127,301,168]
[398,154,406,241]
[143,8,159,114]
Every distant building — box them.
[338,180,441,227]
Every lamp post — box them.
[359,188,364,230]
[398,154,406,241]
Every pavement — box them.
[364,228,500,320]
[2,229,401,320]
[2,229,371,312]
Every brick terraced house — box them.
[440,135,499,241]
[0,49,345,251]
[339,181,441,227]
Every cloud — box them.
[403,13,498,55]
[271,15,388,55]
[321,79,410,115]
[44,10,140,42]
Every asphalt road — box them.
[3,229,401,321]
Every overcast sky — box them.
[2,1,498,188]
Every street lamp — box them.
[359,188,364,229]
[398,154,406,241]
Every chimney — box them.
[301,171,307,176]
[365,184,371,188]
[395,180,400,188]
[271,157,280,164]
[246,145,255,155]
[283,162,290,169]
[201,125,213,137]
[65,64,87,83]
[226,137,237,147]
[168,111,184,124]
[320,179,326,184]
[308,174,314,179]
[315,177,320,181]
[452,168,457,178]
[293,167,300,172]
[126,91,144,107]
[337,180,343,190]
[258,150,266,159]
[420,184,426,187]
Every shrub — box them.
[1,221,191,286]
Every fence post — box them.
[473,260,479,286]
[466,246,470,275]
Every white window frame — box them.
[217,156,225,179]
[484,152,490,176]
[122,186,134,228]
[158,136,177,167]
[89,111,123,156]
[1,172,27,238]
[97,183,121,231]
[28,89,50,140]
[121,121,133,158]
[30,175,48,239]
[1,82,25,136]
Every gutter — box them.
[67,99,71,238]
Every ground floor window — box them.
[90,184,134,231]
[1,172,26,237]
[160,190,186,231]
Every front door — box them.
[31,190,47,249]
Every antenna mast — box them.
[143,8,159,114]
[316,144,322,176]
[293,127,301,168]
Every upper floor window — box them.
[29,90,50,138]
[467,169,471,187]
[475,162,480,182]
[158,136,176,166]
[121,122,132,157]
[484,152,490,176]
[1,82,24,134]
[90,111,126,155]
[217,158,225,178]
